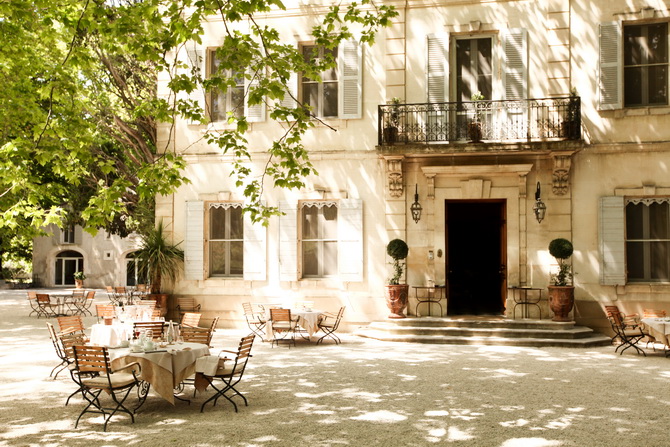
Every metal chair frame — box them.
[605,306,646,356]
[269,308,298,348]
[316,306,346,345]
[36,293,59,318]
[27,291,43,317]
[77,291,96,316]
[200,334,255,413]
[242,302,267,340]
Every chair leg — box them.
[316,326,341,345]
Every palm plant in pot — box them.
[135,221,184,316]
[385,238,409,318]
[547,238,574,322]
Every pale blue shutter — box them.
[502,28,528,100]
[338,40,362,119]
[338,199,363,282]
[184,201,205,281]
[245,73,266,122]
[599,22,623,110]
[279,201,298,281]
[280,43,298,110]
[243,212,267,281]
[185,43,205,124]
[599,196,626,285]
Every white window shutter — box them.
[279,201,298,281]
[338,39,363,119]
[185,43,206,124]
[338,199,364,282]
[184,201,205,281]
[243,211,267,281]
[245,74,266,122]
[427,34,449,103]
[599,196,626,285]
[280,42,298,110]
[502,28,528,100]
[599,22,623,110]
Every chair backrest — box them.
[46,322,66,360]
[36,293,51,304]
[207,316,220,345]
[643,308,667,318]
[242,302,255,316]
[72,290,86,299]
[229,334,255,377]
[27,291,37,300]
[270,308,291,322]
[136,284,149,292]
[181,312,201,328]
[72,345,112,376]
[151,308,162,321]
[133,321,164,339]
[331,306,346,329]
[96,304,116,319]
[138,299,157,309]
[181,326,210,344]
[57,315,86,335]
[114,286,127,294]
[85,290,96,300]
[177,297,201,312]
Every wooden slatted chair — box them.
[133,321,164,340]
[77,290,96,316]
[200,334,255,413]
[181,326,210,345]
[181,312,202,328]
[269,308,298,348]
[316,306,346,345]
[137,299,157,309]
[71,345,145,431]
[36,293,59,318]
[177,297,201,320]
[57,315,88,341]
[242,302,266,340]
[96,304,116,322]
[605,305,646,356]
[27,291,43,317]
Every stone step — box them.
[354,317,612,348]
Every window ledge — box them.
[614,106,670,118]
[617,283,670,295]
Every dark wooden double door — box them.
[445,200,507,316]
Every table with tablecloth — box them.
[109,342,210,404]
[641,317,670,348]
[264,309,323,340]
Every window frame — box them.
[625,198,670,283]
[207,48,245,122]
[207,202,244,278]
[623,22,669,107]
[300,44,339,119]
[62,225,75,244]
[299,201,339,279]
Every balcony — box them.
[378,96,580,146]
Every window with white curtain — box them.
[208,203,244,277]
[300,202,338,278]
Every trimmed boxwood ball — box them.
[387,238,409,261]
[549,238,573,260]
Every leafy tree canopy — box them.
[0,0,396,268]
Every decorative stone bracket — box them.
[384,156,404,198]
[551,153,573,196]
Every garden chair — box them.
[199,334,255,413]
[27,291,43,317]
[269,308,298,348]
[605,305,646,356]
[316,306,346,345]
[177,297,201,318]
[57,315,88,341]
[133,321,164,340]
[242,302,266,340]
[36,293,59,318]
[181,312,201,328]
[96,304,116,322]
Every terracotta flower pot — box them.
[548,285,574,322]
[75,279,84,289]
[385,284,409,319]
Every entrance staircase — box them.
[354,317,612,348]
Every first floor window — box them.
[301,45,339,118]
[624,23,668,107]
[626,199,670,282]
[62,225,75,244]
[301,202,338,277]
[209,203,243,277]
[209,49,244,121]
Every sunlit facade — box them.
[158,0,670,333]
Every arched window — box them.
[55,250,83,286]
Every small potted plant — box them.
[385,238,409,318]
[547,238,574,322]
[383,97,401,144]
[561,88,580,139]
[73,271,86,289]
[468,91,485,142]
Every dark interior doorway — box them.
[446,200,507,315]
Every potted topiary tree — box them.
[385,238,409,318]
[468,91,485,142]
[547,238,574,322]
[383,97,401,144]
[73,271,86,289]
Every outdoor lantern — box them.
[410,184,422,223]
[533,182,546,223]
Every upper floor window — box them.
[454,37,493,102]
[62,225,75,244]
[301,202,338,278]
[301,45,339,118]
[208,50,245,122]
[208,203,243,277]
[624,23,668,107]
[625,199,670,282]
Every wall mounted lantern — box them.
[410,184,422,223]
[533,181,546,223]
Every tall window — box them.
[301,203,338,277]
[626,200,670,282]
[209,204,243,277]
[62,225,75,244]
[209,49,244,122]
[455,37,493,102]
[624,23,668,107]
[301,45,339,118]
[55,250,83,286]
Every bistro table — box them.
[509,286,543,319]
[641,317,670,355]
[108,342,210,404]
[412,286,446,317]
[264,308,324,341]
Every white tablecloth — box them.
[264,309,323,340]
[90,322,134,347]
[641,317,670,347]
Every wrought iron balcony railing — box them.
[378,96,580,146]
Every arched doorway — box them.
[55,250,83,286]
